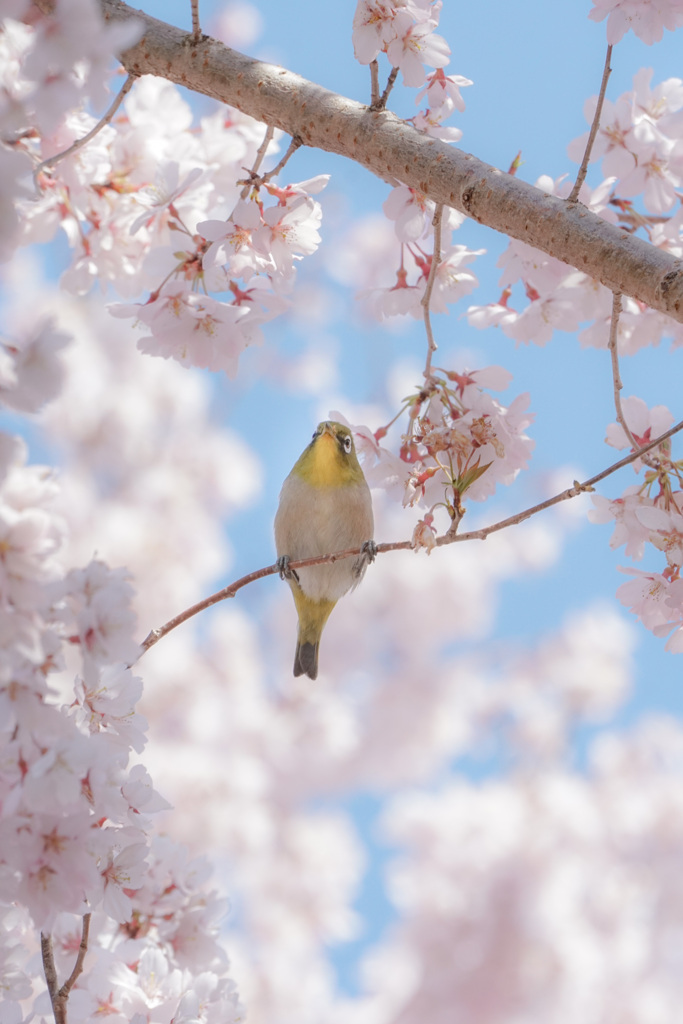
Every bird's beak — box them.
[320,422,335,438]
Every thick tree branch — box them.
[81,0,683,324]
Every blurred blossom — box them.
[211,1,265,49]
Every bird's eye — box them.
[343,435,352,454]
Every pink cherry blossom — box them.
[0,319,69,413]
[386,15,450,87]
[383,185,435,242]
[352,0,414,64]
[589,0,683,44]
[415,67,472,114]
[605,395,674,468]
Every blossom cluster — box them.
[0,0,140,260]
[345,366,534,545]
[110,173,327,376]
[352,0,450,87]
[350,0,476,314]
[589,0,683,44]
[588,396,683,649]
[354,195,482,320]
[0,311,243,1024]
[370,717,683,1024]
[468,70,683,353]
[36,841,243,1024]
[5,0,327,379]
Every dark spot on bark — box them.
[659,268,681,297]
[461,186,475,209]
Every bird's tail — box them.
[293,639,320,679]
[291,589,336,680]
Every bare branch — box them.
[137,416,683,658]
[370,60,380,108]
[41,914,92,1024]
[60,913,91,1001]
[191,0,200,41]
[33,74,136,187]
[259,135,303,185]
[239,125,275,199]
[608,292,640,450]
[41,933,61,1023]
[374,66,399,111]
[567,43,613,204]
[422,203,444,380]
[86,0,683,323]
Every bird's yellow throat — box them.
[294,431,353,488]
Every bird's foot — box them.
[353,540,377,579]
[277,555,299,583]
[361,540,378,562]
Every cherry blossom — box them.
[0,318,69,412]
[385,13,450,87]
[589,0,683,44]
[605,395,674,467]
[383,185,435,243]
[352,0,415,65]
[353,0,450,86]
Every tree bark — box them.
[38,0,683,324]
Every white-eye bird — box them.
[275,420,375,679]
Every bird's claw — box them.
[361,540,378,563]
[277,555,299,583]
[353,540,377,579]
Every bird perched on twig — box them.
[275,420,375,679]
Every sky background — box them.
[20,0,683,995]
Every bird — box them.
[274,420,375,679]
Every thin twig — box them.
[607,292,640,452]
[41,933,61,1022]
[41,914,92,1023]
[191,0,201,40]
[373,67,399,112]
[567,43,612,203]
[259,135,303,185]
[137,415,683,658]
[60,914,91,1001]
[370,60,380,107]
[239,125,275,199]
[422,203,444,380]
[33,75,136,189]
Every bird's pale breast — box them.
[274,474,373,602]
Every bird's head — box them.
[293,421,366,488]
